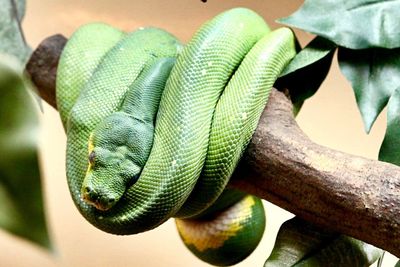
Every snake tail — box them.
[176,193,265,266]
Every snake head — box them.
[81,112,154,211]
[81,146,142,211]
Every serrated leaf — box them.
[275,36,335,108]
[264,217,382,267]
[0,55,51,248]
[379,87,400,164]
[278,0,400,49]
[338,47,400,133]
[0,0,31,64]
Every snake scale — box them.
[56,8,296,266]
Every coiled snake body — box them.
[56,8,296,266]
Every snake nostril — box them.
[82,186,100,202]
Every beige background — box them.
[0,0,396,266]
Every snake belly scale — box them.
[56,8,296,266]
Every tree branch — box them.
[25,35,400,257]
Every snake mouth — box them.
[81,186,117,211]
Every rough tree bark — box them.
[25,35,400,257]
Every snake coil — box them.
[56,8,296,266]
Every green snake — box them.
[56,8,296,266]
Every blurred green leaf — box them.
[275,36,335,109]
[0,0,31,64]
[395,259,400,267]
[338,47,400,133]
[379,88,400,164]
[0,55,51,248]
[278,0,400,49]
[264,217,382,267]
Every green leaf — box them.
[275,36,336,108]
[395,259,400,267]
[279,37,336,77]
[0,55,51,248]
[0,0,31,64]
[264,217,336,267]
[264,217,382,267]
[278,0,400,49]
[338,47,400,133]
[379,88,400,164]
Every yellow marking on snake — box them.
[85,133,95,176]
[175,196,256,252]
[88,133,94,155]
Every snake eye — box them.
[88,151,96,165]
